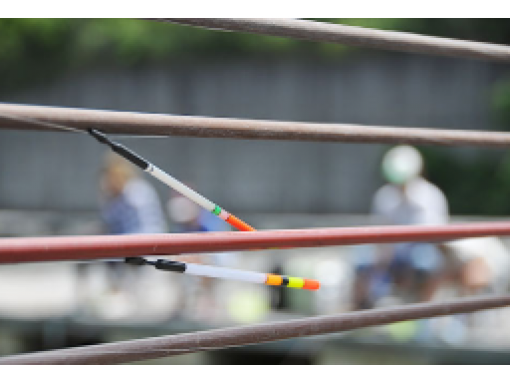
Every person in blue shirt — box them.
[76,153,168,319]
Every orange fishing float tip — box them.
[265,274,321,291]
[303,279,321,291]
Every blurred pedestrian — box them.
[443,237,510,296]
[353,145,449,310]
[76,152,167,319]
[100,153,167,235]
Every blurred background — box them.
[1,18,510,364]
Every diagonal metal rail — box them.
[3,103,510,148]
[1,294,509,364]
[153,18,510,63]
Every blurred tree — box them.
[423,148,510,216]
[0,18,321,93]
[493,78,510,126]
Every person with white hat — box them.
[353,145,449,311]
[373,145,448,226]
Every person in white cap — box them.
[353,145,449,310]
[372,145,449,226]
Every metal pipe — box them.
[153,18,510,63]
[2,103,510,148]
[1,294,509,364]
[2,221,510,264]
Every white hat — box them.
[382,145,423,185]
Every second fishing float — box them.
[126,257,320,290]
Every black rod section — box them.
[88,128,150,170]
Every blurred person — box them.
[76,152,167,319]
[374,145,448,226]
[442,237,510,296]
[353,145,449,311]
[438,238,510,340]
[100,153,167,235]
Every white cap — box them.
[382,145,423,185]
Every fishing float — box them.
[125,257,320,290]
[88,128,255,232]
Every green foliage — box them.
[492,78,510,126]
[0,19,334,92]
[423,148,510,216]
[0,19,74,91]
[2,18,510,93]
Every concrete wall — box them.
[0,54,505,213]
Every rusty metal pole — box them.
[153,18,510,63]
[1,294,509,364]
[4,103,510,147]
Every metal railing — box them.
[1,18,509,364]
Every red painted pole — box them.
[1,221,510,264]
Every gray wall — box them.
[0,54,505,213]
